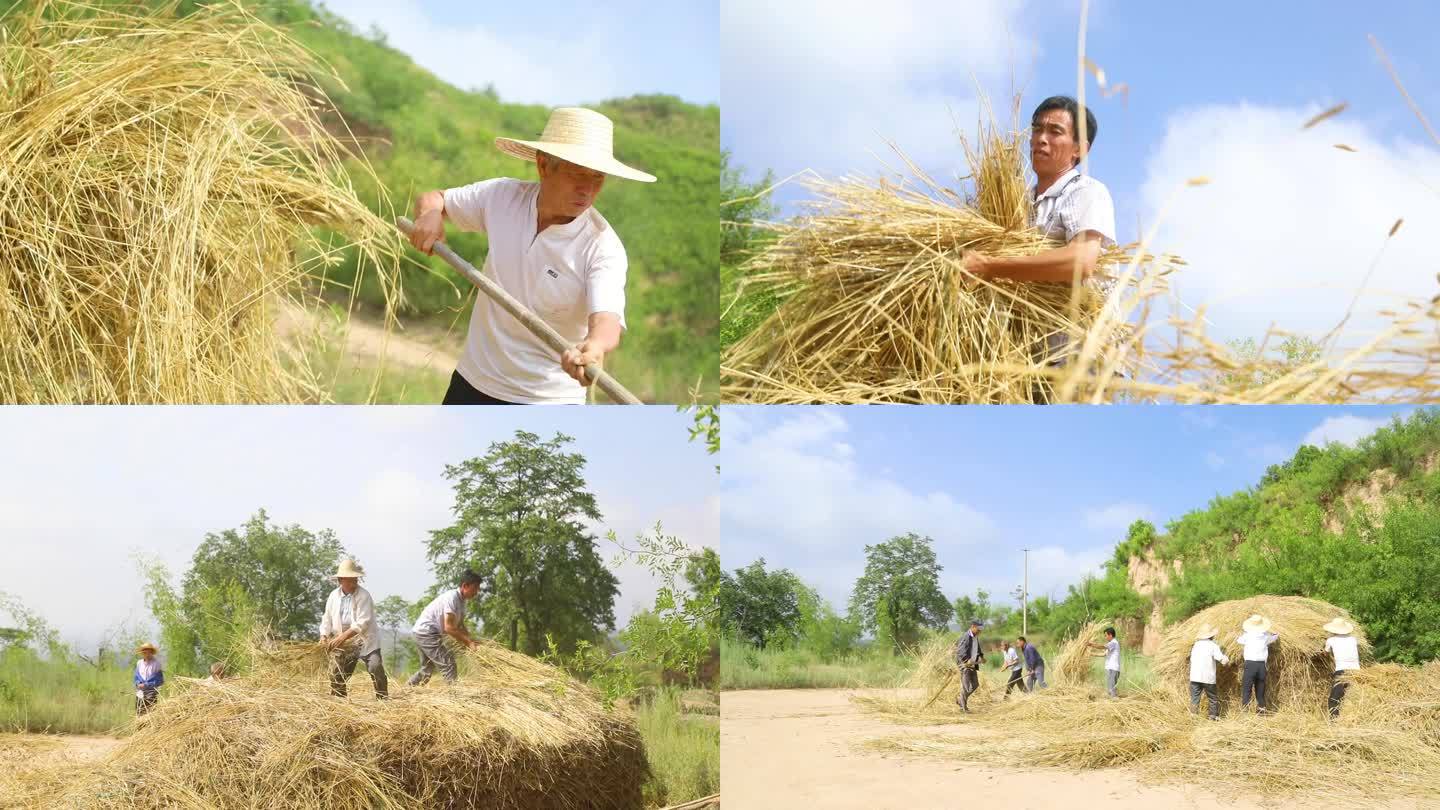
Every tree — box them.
[375,595,413,665]
[720,149,777,264]
[849,533,951,654]
[1217,335,1324,392]
[426,431,619,655]
[722,558,803,649]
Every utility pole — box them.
[1022,548,1030,637]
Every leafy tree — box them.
[1217,335,1324,392]
[426,431,619,655]
[849,533,951,654]
[720,149,777,263]
[375,595,413,663]
[722,559,803,649]
[796,584,862,660]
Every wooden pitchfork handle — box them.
[396,216,643,405]
[921,670,957,710]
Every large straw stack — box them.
[0,1,401,403]
[2,641,647,809]
[722,120,1154,404]
[1152,596,1369,714]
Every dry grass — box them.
[1152,596,1370,715]
[0,0,402,403]
[0,640,648,809]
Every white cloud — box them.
[1140,103,1440,344]
[722,0,1032,183]
[1302,413,1392,449]
[1204,450,1226,471]
[1082,502,1153,533]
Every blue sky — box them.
[722,404,1416,618]
[319,0,718,106]
[0,407,717,652]
[723,0,1440,345]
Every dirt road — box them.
[720,689,1424,810]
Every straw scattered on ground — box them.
[0,0,402,404]
[1,639,648,809]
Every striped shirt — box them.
[1032,167,1117,248]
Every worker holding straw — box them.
[407,570,484,686]
[1018,636,1047,690]
[1323,617,1362,718]
[321,559,387,699]
[407,107,656,405]
[1188,624,1229,720]
[133,642,164,715]
[1237,613,1280,714]
[963,95,1118,401]
[1000,640,1026,697]
[954,619,985,713]
[1086,627,1122,698]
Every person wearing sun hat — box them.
[133,642,164,715]
[1187,623,1230,720]
[1237,613,1279,714]
[407,107,656,405]
[1322,617,1361,718]
[320,558,387,699]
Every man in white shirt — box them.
[1085,626,1122,698]
[1236,613,1280,714]
[407,107,656,405]
[962,95,1118,402]
[1188,624,1230,720]
[1000,640,1026,697]
[320,558,386,699]
[406,570,483,686]
[1323,617,1362,718]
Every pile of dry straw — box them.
[0,639,648,809]
[722,106,1440,404]
[857,598,1440,801]
[0,0,401,403]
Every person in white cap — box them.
[1322,617,1361,718]
[133,642,164,715]
[407,570,484,686]
[320,558,387,699]
[1188,624,1229,720]
[407,107,656,405]
[1237,613,1279,714]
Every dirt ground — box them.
[0,732,122,767]
[721,689,1427,810]
[278,301,462,372]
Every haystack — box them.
[0,1,401,403]
[3,641,647,809]
[721,112,1164,404]
[1153,595,1370,714]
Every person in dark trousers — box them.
[1237,613,1279,714]
[1018,636,1047,690]
[133,642,164,715]
[1000,640,1026,698]
[321,558,388,699]
[1188,624,1229,720]
[1323,617,1362,718]
[954,620,985,713]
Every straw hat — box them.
[495,107,657,183]
[1324,617,1355,635]
[1241,614,1273,633]
[335,558,365,579]
[136,642,157,654]
[1195,624,1219,640]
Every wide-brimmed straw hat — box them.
[1323,617,1355,635]
[1195,624,1219,640]
[495,107,657,183]
[335,558,364,579]
[136,642,157,654]
[1242,614,1273,633]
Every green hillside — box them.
[1033,410,1440,665]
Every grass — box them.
[633,687,719,808]
[299,336,451,404]
[720,637,915,690]
[0,647,132,735]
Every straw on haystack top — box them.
[1153,595,1371,714]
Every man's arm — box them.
[319,597,334,640]
[409,190,448,255]
[965,231,1104,284]
[443,611,477,649]
[561,312,623,387]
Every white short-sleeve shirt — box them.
[1238,630,1279,662]
[1188,639,1230,684]
[1104,638,1121,672]
[1325,635,1361,672]
[1032,167,1117,248]
[443,178,628,404]
[413,588,467,636]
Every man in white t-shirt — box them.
[1188,624,1230,720]
[320,558,386,699]
[1086,626,1122,698]
[962,95,1118,402]
[1237,613,1280,714]
[408,107,656,404]
[1322,617,1362,718]
[406,570,483,686]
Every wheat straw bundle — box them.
[2,641,646,809]
[0,0,401,403]
[1051,620,1114,687]
[1152,596,1370,714]
[1341,661,1440,744]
